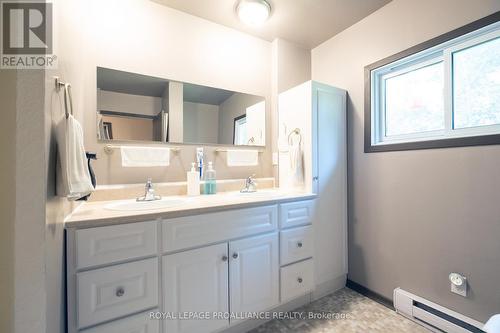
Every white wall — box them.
[271,39,311,183]
[80,0,273,184]
[97,90,162,116]
[183,101,219,144]
[44,1,89,333]
[312,0,500,322]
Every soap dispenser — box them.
[203,161,217,195]
[187,162,200,196]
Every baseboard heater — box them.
[393,288,485,333]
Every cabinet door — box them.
[312,84,348,285]
[163,243,229,333]
[229,233,279,323]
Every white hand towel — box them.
[121,146,170,167]
[289,142,304,186]
[485,314,500,333]
[226,150,259,167]
[56,115,94,200]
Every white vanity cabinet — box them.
[66,198,317,333]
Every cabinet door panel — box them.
[279,200,314,229]
[163,243,229,333]
[314,86,348,285]
[229,233,279,323]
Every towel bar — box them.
[55,77,73,119]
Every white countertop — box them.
[65,190,316,229]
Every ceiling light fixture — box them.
[236,0,271,27]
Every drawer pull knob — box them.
[297,242,303,248]
[116,287,125,297]
[222,255,228,262]
[232,253,239,259]
[297,277,303,284]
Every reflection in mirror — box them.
[96,67,266,146]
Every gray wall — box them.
[312,0,500,323]
[0,65,17,333]
[0,70,47,333]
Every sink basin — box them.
[104,198,188,211]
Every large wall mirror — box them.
[96,67,266,147]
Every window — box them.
[233,115,247,145]
[365,13,500,152]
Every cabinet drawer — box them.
[279,200,314,229]
[162,205,278,252]
[75,221,157,269]
[280,259,314,303]
[77,258,158,329]
[280,226,313,265]
[80,310,159,333]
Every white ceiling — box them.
[152,0,391,48]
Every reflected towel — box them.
[289,142,304,186]
[226,150,259,167]
[56,115,94,200]
[121,146,170,167]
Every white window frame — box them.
[371,22,500,147]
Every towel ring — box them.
[288,128,302,146]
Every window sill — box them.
[365,133,500,153]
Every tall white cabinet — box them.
[279,81,348,296]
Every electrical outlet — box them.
[449,273,467,297]
[272,152,278,165]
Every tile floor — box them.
[249,288,429,333]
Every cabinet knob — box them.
[232,253,239,259]
[116,287,125,297]
[313,176,319,181]
[297,241,303,248]
[222,255,228,262]
[297,277,303,284]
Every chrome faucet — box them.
[241,175,257,193]
[137,178,161,201]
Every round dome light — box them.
[236,0,271,27]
